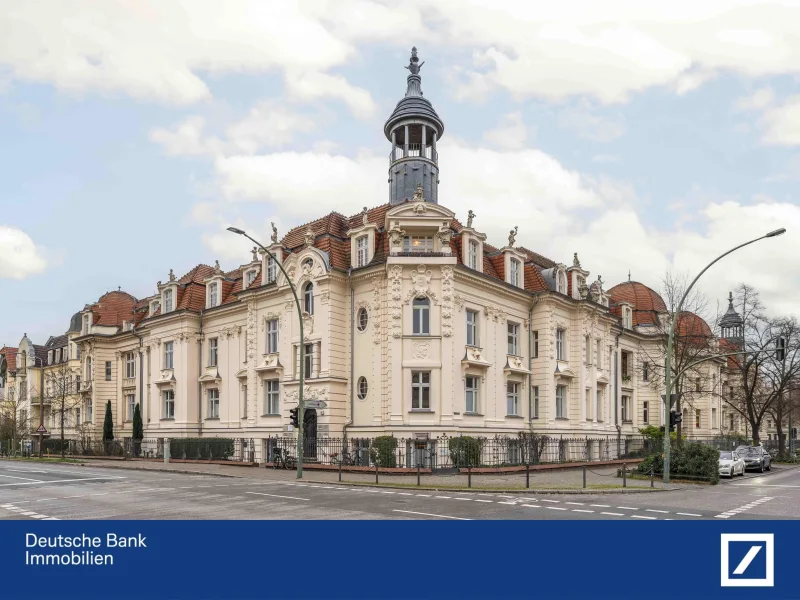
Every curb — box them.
[1,459,242,479]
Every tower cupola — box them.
[384,47,444,204]
[719,291,744,341]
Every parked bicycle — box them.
[271,447,296,470]
[330,447,362,467]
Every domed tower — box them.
[385,47,444,204]
[719,292,744,342]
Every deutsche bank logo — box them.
[720,534,774,587]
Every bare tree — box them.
[44,360,82,458]
[0,386,28,455]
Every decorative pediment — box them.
[597,374,610,386]
[385,201,455,225]
[198,366,221,383]
[554,364,577,381]
[154,369,176,387]
[403,264,439,305]
[504,355,531,376]
[461,346,491,370]
[255,353,282,376]
[235,368,249,379]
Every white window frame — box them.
[507,382,519,416]
[163,390,175,419]
[466,310,478,347]
[507,323,519,355]
[164,342,174,370]
[643,401,649,424]
[556,385,567,419]
[468,240,478,270]
[304,283,314,315]
[86,399,92,423]
[413,297,430,335]
[403,236,434,253]
[556,328,565,361]
[303,343,314,379]
[533,331,539,358]
[357,308,369,332]
[267,256,277,284]
[357,376,368,400]
[509,259,520,287]
[209,282,219,308]
[267,319,279,354]
[246,270,257,287]
[209,337,218,367]
[465,375,479,413]
[125,352,135,379]
[411,371,431,410]
[621,395,630,422]
[47,350,53,365]
[164,289,173,313]
[105,360,112,381]
[356,235,369,267]
[585,388,591,420]
[265,380,280,415]
[127,394,136,421]
[596,389,603,422]
[533,386,539,419]
[208,389,220,419]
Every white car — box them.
[719,450,746,478]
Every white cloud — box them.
[556,101,625,141]
[760,95,800,146]
[482,112,529,150]
[0,226,48,279]
[149,116,224,157]
[284,72,376,118]
[735,86,775,111]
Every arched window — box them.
[304,282,314,315]
[357,307,369,331]
[357,376,368,400]
[413,297,430,335]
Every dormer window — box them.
[356,236,369,267]
[403,236,433,253]
[208,282,219,308]
[557,271,567,294]
[48,350,53,365]
[623,307,632,329]
[150,300,160,316]
[509,259,521,287]
[55,349,61,363]
[82,314,89,335]
[245,270,257,288]
[468,240,478,270]
[164,289,174,313]
[267,256,277,284]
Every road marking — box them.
[541,499,560,503]
[631,515,657,520]
[546,506,567,511]
[590,504,610,508]
[381,491,396,494]
[715,515,730,519]
[737,484,800,488]
[245,492,310,501]
[393,510,471,520]
[454,498,470,501]
[565,502,584,506]
[0,476,124,487]
[676,512,702,517]
[474,499,492,503]
[572,509,594,513]
[617,506,638,510]
[521,504,540,508]
[434,496,452,499]
[397,492,412,496]
[0,474,43,482]
[601,512,624,516]
[498,501,517,505]
[36,498,58,502]
[644,509,668,514]
[415,494,431,497]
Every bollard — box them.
[526,462,530,489]
[375,462,379,485]
[338,458,342,482]
[623,463,627,488]
[417,463,421,486]
[163,439,170,464]
[468,465,472,489]
[650,467,654,488]
[583,465,587,489]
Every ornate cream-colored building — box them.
[3,49,747,458]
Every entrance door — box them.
[304,409,317,460]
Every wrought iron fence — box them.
[264,434,657,470]
[686,435,752,451]
[167,438,255,462]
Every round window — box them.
[303,258,313,269]
[357,376,368,400]
[357,307,369,331]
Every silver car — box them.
[719,450,745,477]
[736,446,772,472]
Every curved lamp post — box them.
[662,228,786,483]
[227,227,306,479]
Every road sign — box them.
[36,424,48,434]
[661,393,682,409]
[304,400,327,409]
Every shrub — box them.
[448,436,482,468]
[370,436,397,467]
[637,441,719,484]
[170,438,234,460]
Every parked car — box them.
[735,446,772,472]
[718,450,746,478]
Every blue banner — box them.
[0,520,796,599]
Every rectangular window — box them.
[585,336,590,363]
[509,259,520,287]
[507,323,519,355]
[412,298,430,335]
[556,329,565,361]
[164,342,174,369]
[125,352,135,378]
[242,384,248,419]
[411,371,431,410]
[596,389,603,422]
[585,388,591,420]
[533,331,539,359]
[267,319,279,354]
[643,401,649,424]
[643,361,649,381]
[466,310,478,347]
[265,380,280,415]
[75,376,81,393]
[712,408,718,429]
[209,338,218,367]
[74,407,80,426]
[246,270,257,287]
[403,236,434,253]
[127,394,136,421]
[507,382,519,416]
[304,344,314,379]
[621,395,630,422]
[533,386,539,419]
[163,390,175,419]
[695,409,701,429]
[105,361,112,381]
[267,257,277,284]
[695,378,701,392]
[468,240,478,270]
[209,282,219,308]
[596,340,601,367]
[556,385,566,418]
[465,375,479,413]
[151,301,160,315]
[208,389,220,419]
[48,350,53,365]
[729,414,734,431]
[86,399,92,423]
[621,352,629,377]
[357,236,369,267]
[164,289,173,313]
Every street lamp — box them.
[662,228,786,483]
[227,226,306,479]
[33,356,45,459]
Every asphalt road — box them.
[0,461,798,521]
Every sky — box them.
[1,0,799,347]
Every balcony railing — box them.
[390,143,438,164]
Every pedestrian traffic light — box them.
[289,408,299,428]
[776,337,786,362]
[668,410,682,432]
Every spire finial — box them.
[271,222,278,244]
[508,226,518,247]
[251,246,258,262]
[728,291,733,305]
[628,269,631,282]
[467,210,475,228]
[573,253,581,268]
[405,47,424,75]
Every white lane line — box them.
[397,492,412,496]
[36,498,58,502]
[474,499,493,503]
[572,509,594,513]
[434,496,452,499]
[601,512,624,516]
[497,495,515,499]
[32,514,49,519]
[44,517,59,520]
[677,512,702,517]
[498,501,517,505]
[0,474,44,482]
[546,506,567,511]
[521,504,540,508]
[245,492,310,501]
[19,511,37,516]
[416,494,431,497]
[92,493,108,496]
[565,502,584,506]
[0,476,125,487]
[393,510,471,520]
[645,509,668,514]
[617,506,638,510]
[737,484,800,488]
[631,515,657,520]
[541,499,560,503]
[381,491,396,495]
[454,498,470,501]
[591,504,610,508]
[60,495,85,499]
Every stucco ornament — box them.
[441,266,454,337]
[412,183,424,202]
[405,46,424,75]
[261,313,282,331]
[508,226,518,247]
[251,247,258,262]
[466,210,475,228]
[437,221,452,251]
[573,253,581,268]
[389,265,403,338]
[361,206,369,225]
[371,275,382,345]
[412,340,430,359]
[405,264,438,304]
[285,386,328,402]
[271,222,278,244]
[484,305,507,322]
[168,269,176,282]
[388,221,406,249]
[304,229,315,247]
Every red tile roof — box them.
[1,346,17,373]
[607,281,667,326]
[87,291,138,328]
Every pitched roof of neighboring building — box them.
[44,335,68,349]
[0,346,17,373]
[86,291,138,328]
[608,281,667,327]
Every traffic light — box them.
[289,408,299,428]
[668,410,683,432]
[776,337,786,362]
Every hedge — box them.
[370,436,397,467]
[169,438,235,460]
[637,441,720,484]
[448,436,482,468]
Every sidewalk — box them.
[45,458,688,493]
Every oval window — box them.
[357,376,368,400]
[357,307,369,331]
[303,258,313,269]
